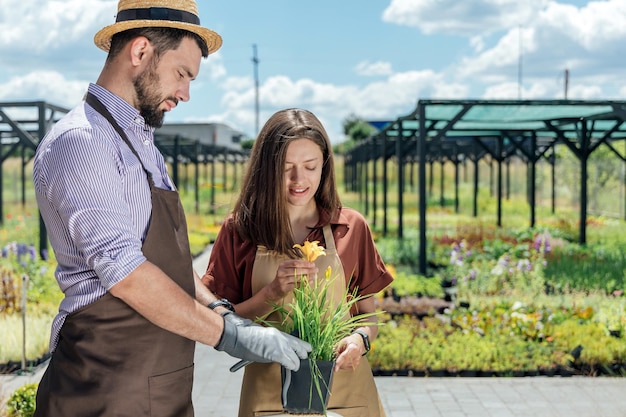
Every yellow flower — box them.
[324,265,332,280]
[293,240,326,262]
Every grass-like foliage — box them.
[262,241,383,414]
[264,240,382,361]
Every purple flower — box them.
[533,232,552,254]
[16,243,27,261]
[28,245,37,261]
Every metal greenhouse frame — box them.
[344,99,626,274]
[0,101,248,258]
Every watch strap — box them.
[353,330,370,356]
[208,298,235,312]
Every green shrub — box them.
[389,270,443,298]
[6,383,37,417]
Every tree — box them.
[241,139,255,150]
[342,114,377,143]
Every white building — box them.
[156,122,246,151]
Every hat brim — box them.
[94,20,222,54]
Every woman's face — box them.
[284,138,323,209]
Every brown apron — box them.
[238,225,385,417]
[34,93,196,417]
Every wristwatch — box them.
[208,298,235,313]
[353,330,370,356]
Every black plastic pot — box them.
[281,358,335,414]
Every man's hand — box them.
[215,311,311,371]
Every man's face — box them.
[133,61,165,127]
[133,37,202,128]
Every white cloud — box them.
[212,69,459,142]
[566,83,604,99]
[3,0,624,146]
[448,0,626,98]
[469,35,486,53]
[199,53,227,81]
[0,0,114,52]
[540,0,626,49]
[354,61,394,77]
[456,26,531,79]
[0,71,87,107]
[482,81,550,99]
[382,0,547,35]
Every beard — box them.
[133,64,176,128]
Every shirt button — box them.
[143,139,150,145]
[134,117,142,124]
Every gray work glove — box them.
[215,311,311,371]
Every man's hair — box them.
[107,27,209,61]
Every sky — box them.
[1,0,625,144]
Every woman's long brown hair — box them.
[232,108,341,257]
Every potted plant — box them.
[266,240,382,415]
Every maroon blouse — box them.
[201,207,393,303]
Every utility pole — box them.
[564,68,569,99]
[518,25,523,99]
[252,44,259,136]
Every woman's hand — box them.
[334,298,378,372]
[266,259,318,301]
[333,333,365,371]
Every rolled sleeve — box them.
[41,127,150,289]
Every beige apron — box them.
[238,225,385,417]
[34,93,196,417]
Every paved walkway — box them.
[2,248,626,416]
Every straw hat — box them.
[94,0,222,54]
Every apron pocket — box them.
[149,364,195,417]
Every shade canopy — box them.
[344,99,626,274]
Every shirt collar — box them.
[316,207,349,228]
[87,83,153,133]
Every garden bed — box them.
[369,219,626,378]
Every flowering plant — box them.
[262,240,383,414]
[266,240,380,361]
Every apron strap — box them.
[322,224,336,252]
[85,92,156,188]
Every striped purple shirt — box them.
[33,83,175,352]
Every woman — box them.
[202,108,393,417]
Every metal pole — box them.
[518,25,523,99]
[252,44,260,136]
[21,274,28,372]
[418,104,427,274]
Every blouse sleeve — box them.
[201,218,256,304]
[335,208,393,296]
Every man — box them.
[32,1,310,416]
